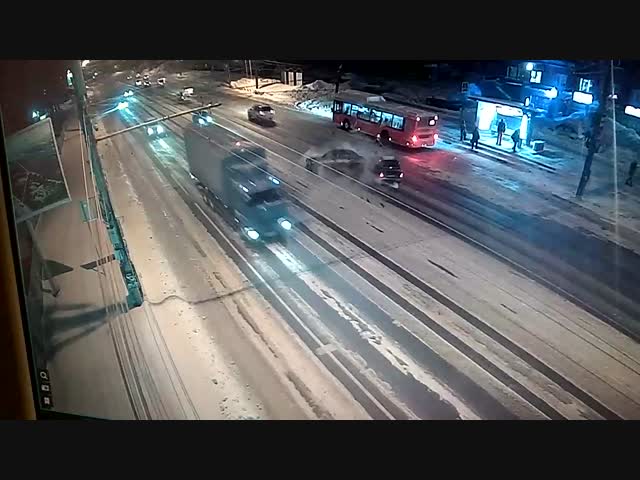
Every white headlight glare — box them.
[246,229,260,241]
[207,116,213,123]
[279,219,292,231]
[198,118,205,125]
[157,125,164,133]
[147,127,153,135]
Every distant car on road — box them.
[135,79,142,87]
[192,110,214,126]
[143,74,149,81]
[372,156,403,189]
[157,77,166,86]
[123,89,134,97]
[146,122,167,140]
[135,73,141,78]
[178,87,194,101]
[127,75,133,80]
[305,148,364,175]
[248,104,275,125]
[143,80,151,87]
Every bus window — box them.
[391,114,405,130]
[333,100,342,113]
[357,106,371,121]
[350,104,360,117]
[381,111,393,127]
[343,102,352,115]
[370,109,382,124]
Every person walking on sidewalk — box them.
[460,117,467,142]
[470,125,480,150]
[511,128,520,152]
[496,118,506,146]
[626,159,638,186]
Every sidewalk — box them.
[437,122,640,243]
[32,114,137,419]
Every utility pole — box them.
[335,64,343,94]
[254,61,259,90]
[576,60,613,198]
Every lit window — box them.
[579,78,593,94]
[370,109,382,124]
[381,111,393,126]
[530,70,542,84]
[333,101,342,114]
[391,115,405,130]
[342,102,352,115]
[357,106,371,121]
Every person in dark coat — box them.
[471,125,480,150]
[626,159,638,187]
[460,118,467,142]
[496,118,506,146]
[511,128,520,152]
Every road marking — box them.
[194,203,396,419]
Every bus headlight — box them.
[147,127,154,135]
[279,219,292,231]
[207,116,213,123]
[156,125,164,134]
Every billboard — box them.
[5,117,71,223]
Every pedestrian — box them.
[460,117,467,142]
[625,159,638,187]
[471,125,480,150]
[496,118,506,146]
[511,128,520,152]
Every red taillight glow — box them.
[411,135,418,143]
[379,172,384,178]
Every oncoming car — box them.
[123,89,134,98]
[192,110,214,126]
[248,104,275,125]
[157,77,166,86]
[135,79,142,87]
[143,80,151,87]
[146,122,167,140]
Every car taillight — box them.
[379,172,384,178]
[411,135,418,143]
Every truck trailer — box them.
[184,126,292,243]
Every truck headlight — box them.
[245,228,260,240]
[156,125,164,134]
[147,127,153,135]
[279,219,292,231]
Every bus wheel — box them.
[342,120,351,131]
[380,130,390,145]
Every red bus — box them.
[332,90,439,148]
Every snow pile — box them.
[296,99,333,118]
[302,80,334,92]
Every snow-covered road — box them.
[97,80,640,419]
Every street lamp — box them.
[526,62,534,71]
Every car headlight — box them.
[147,127,154,135]
[198,118,205,125]
[207,116,213,123]
[156,126,164,134]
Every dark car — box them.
[248,104,275,125]
[192,110,214,126]
[306,148,364,175]
[373,156,403,188]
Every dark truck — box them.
[184,126,293,243]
